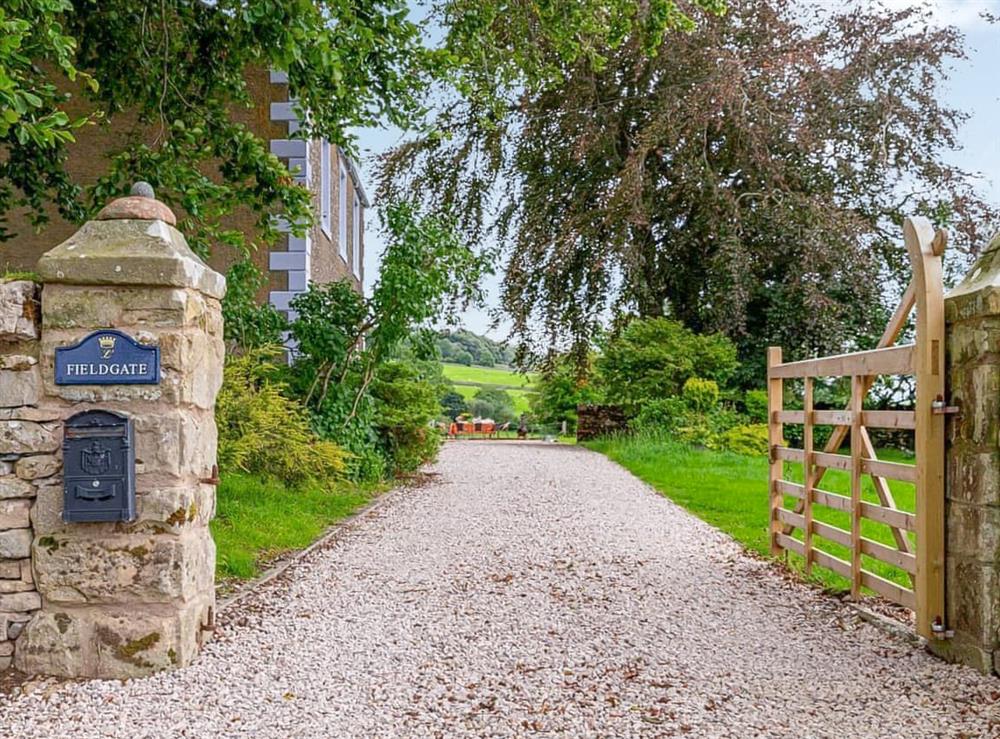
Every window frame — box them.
[320,140,332,238]
[338,159,348,262]
[352,193,362,279]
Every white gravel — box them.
[2,441,998,738]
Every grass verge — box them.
[212,473,374,580]
[587,433,915,594]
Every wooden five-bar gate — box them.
[767,216,948,641]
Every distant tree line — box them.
[436,329,514,367]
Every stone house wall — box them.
[0,280,47,669]
[0,67,368,319]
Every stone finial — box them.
[130,181,156,199]
[95,183,176,226]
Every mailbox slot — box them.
[62,410,136,522]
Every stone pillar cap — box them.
[95,182,177,226]
[36,185,225,299]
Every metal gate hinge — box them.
[931,400,960,416]
[931,619,954,640]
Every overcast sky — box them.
[354,1,1000,340]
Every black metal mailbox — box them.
[63,410,136,522]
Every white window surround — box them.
[338,160,348,262]
[320,140,332,238]
[268,70,313,331]
[352,194,362,279]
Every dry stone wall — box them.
[0,280,47,669]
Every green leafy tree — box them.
[0,0,92,238]
[382,0,994,377]
[469,387,515,423]
[531,354,600,431]
[440,390,467,419]
[370,360,443,474]
[287,202,485,477]
[436,329,511,366]
[221,260,288,352]
[451,348,474,366]
[1,0,441,255]
[597,318,737,410]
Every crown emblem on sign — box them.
[98,334,116,358]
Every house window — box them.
[338,160,348,262]
[352,194,361,279]
[320,140,332,238]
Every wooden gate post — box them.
[905,217,947,643]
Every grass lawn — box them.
[587,434,915,594]
[442,362,537,389]
[212,473,373,580]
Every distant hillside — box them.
[441,362,537,416]
[436,329,514,367]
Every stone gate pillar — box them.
[14,185,225,678]
[940,234,1000,675]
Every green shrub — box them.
[531,354,601,431]
[682,377,719,413]
[716,424,770,456]
[744,389,768,423]
[216,348,347,484]
[597,317,738,409]
[675,421,716,447]
[346,447,387,483]
[470,386,515,422]
[631,397,688,432]
[371,360,443,475]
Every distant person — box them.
[518,414,528,440]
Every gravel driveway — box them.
[2,442,998,738]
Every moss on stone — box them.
[38,536,61,552]
[115,632,160,668]
[54,613,71,635]
[107,542,151,560]
[166,507,187,527]
[0,271,41,283]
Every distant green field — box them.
[452,384,536,414]
[442,362,537,415]
[441,362,537,388]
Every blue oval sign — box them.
[55,330,160,385]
